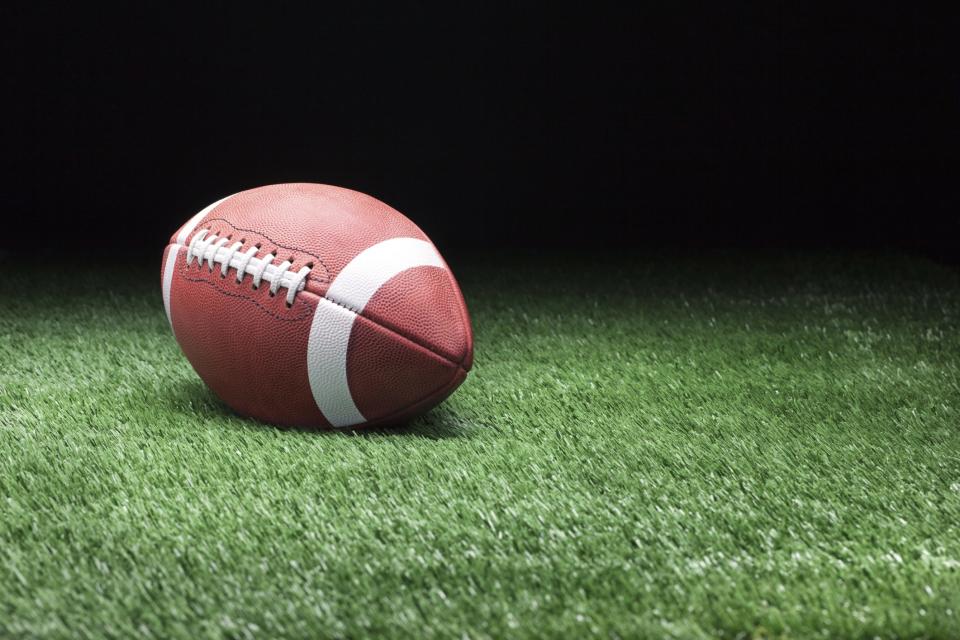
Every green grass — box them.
[1,251,959,639]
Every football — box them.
[161,183,473,429]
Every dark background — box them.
[2,3,957,258]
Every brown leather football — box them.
[161,183,473,428]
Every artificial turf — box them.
[1,251,958,639]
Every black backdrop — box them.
[2,3,957,257]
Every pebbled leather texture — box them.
[162,183,473,429]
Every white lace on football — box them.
[185,230,311,305]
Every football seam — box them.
[301,289,469,370]
[172,252,468,367]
